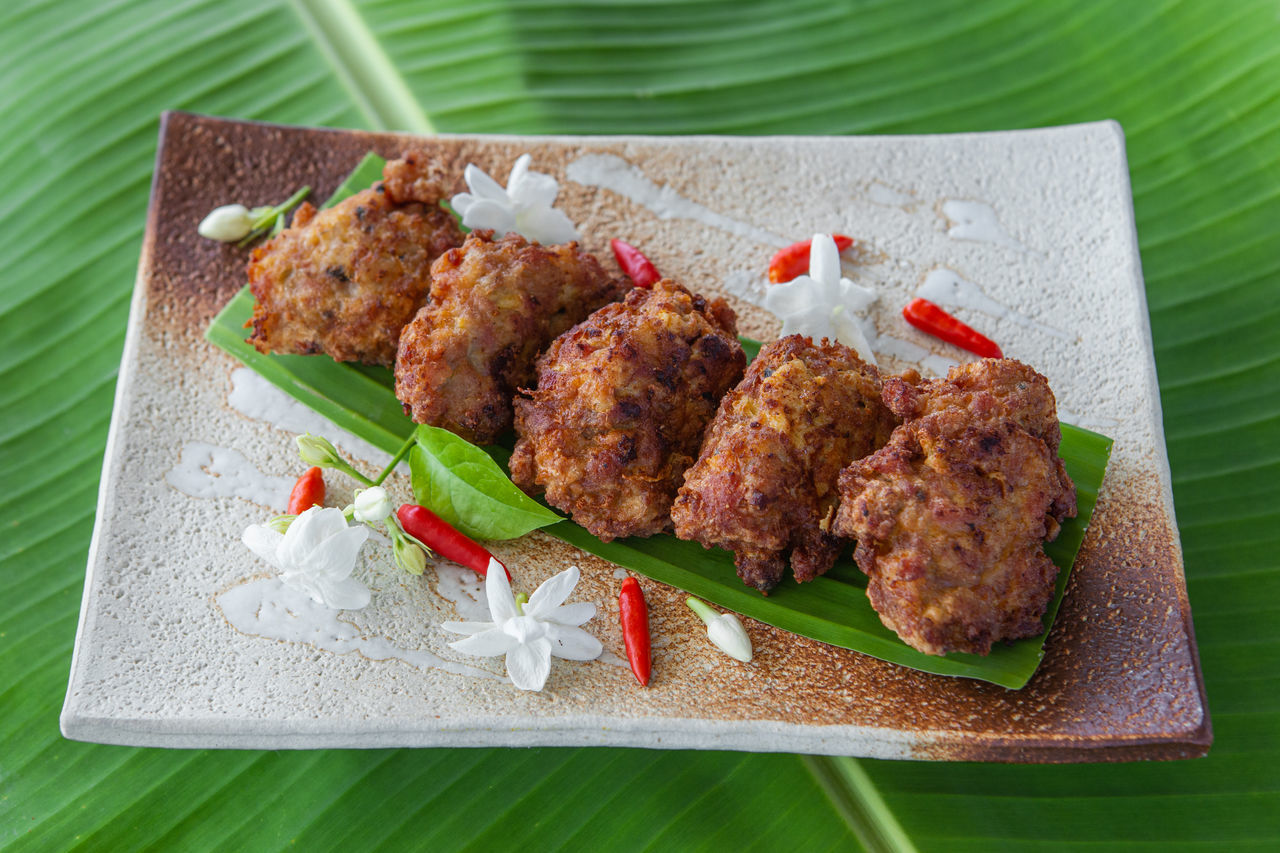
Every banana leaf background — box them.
[2,0,1277,849]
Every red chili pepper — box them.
[902,298,1004,359]
[618,577,651,687]
[611,239,661,287]
[286,467,325,515]
[395,504,511,580]
[768,235,855,284]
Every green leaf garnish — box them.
[409,425,561,541]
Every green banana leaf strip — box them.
[329,151,387,202]
[205,153,1111,689]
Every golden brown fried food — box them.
[882,358,1063,451]
[832,358,1078,656]
[247,150,464,366]
[394,231,626,444]
[885,358,1076,523]
[510,279,745,541]
[832,409,1076,656]
[671,335,897,593]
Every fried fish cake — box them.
[510,279,746,541]
[394,231,626,444]
[671,335,897,593]
[246,150,464,366]
[884,358,1076,522]
[882,358,1063,451]
[832,410,1076,656]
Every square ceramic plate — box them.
[61,113,1210,762]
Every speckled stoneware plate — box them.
[60,113,1210,762]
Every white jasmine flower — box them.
[242,506,371,610]
[450,154,580,245]
[687,597,753,663]
[198,204,255,242]
[352,487,393,523]
[763,233,878,365]
[442,561,602,691]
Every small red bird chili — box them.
[396,504,510,580]
[768,235,854,284]
[286,467,325,515]
[618,577,651,687]
[902,298,1003,359]
[610,239,661,287]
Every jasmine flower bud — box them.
[686,597,753,663]
[707,612,753,662]
[393,535,426,576]
[198,204,255,242]
[293,432,376,486]
[353,486,392,523]
[296,433,343,467]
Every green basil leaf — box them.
[409,424,562,540]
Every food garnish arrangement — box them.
[204,147,1107,694]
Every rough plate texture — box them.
[61,113,1209,761]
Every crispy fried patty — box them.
[672,335,897,593]
[246,150,464,366]
[510,279,745,541]
[832,359,1077,656]
[882,358,1064,452]
[394,230,626,444]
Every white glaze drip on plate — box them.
[721,269,771,308]
[229,368,404,471]
[918,268,1073,341]
[164,442,292,509]
[870,330,956,377]
[866,181,916,209]
[218,577,500,680]
[596,649,630,669]
[432,562,490,622]
[566,154,788,248]
[942,199,1030,252]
